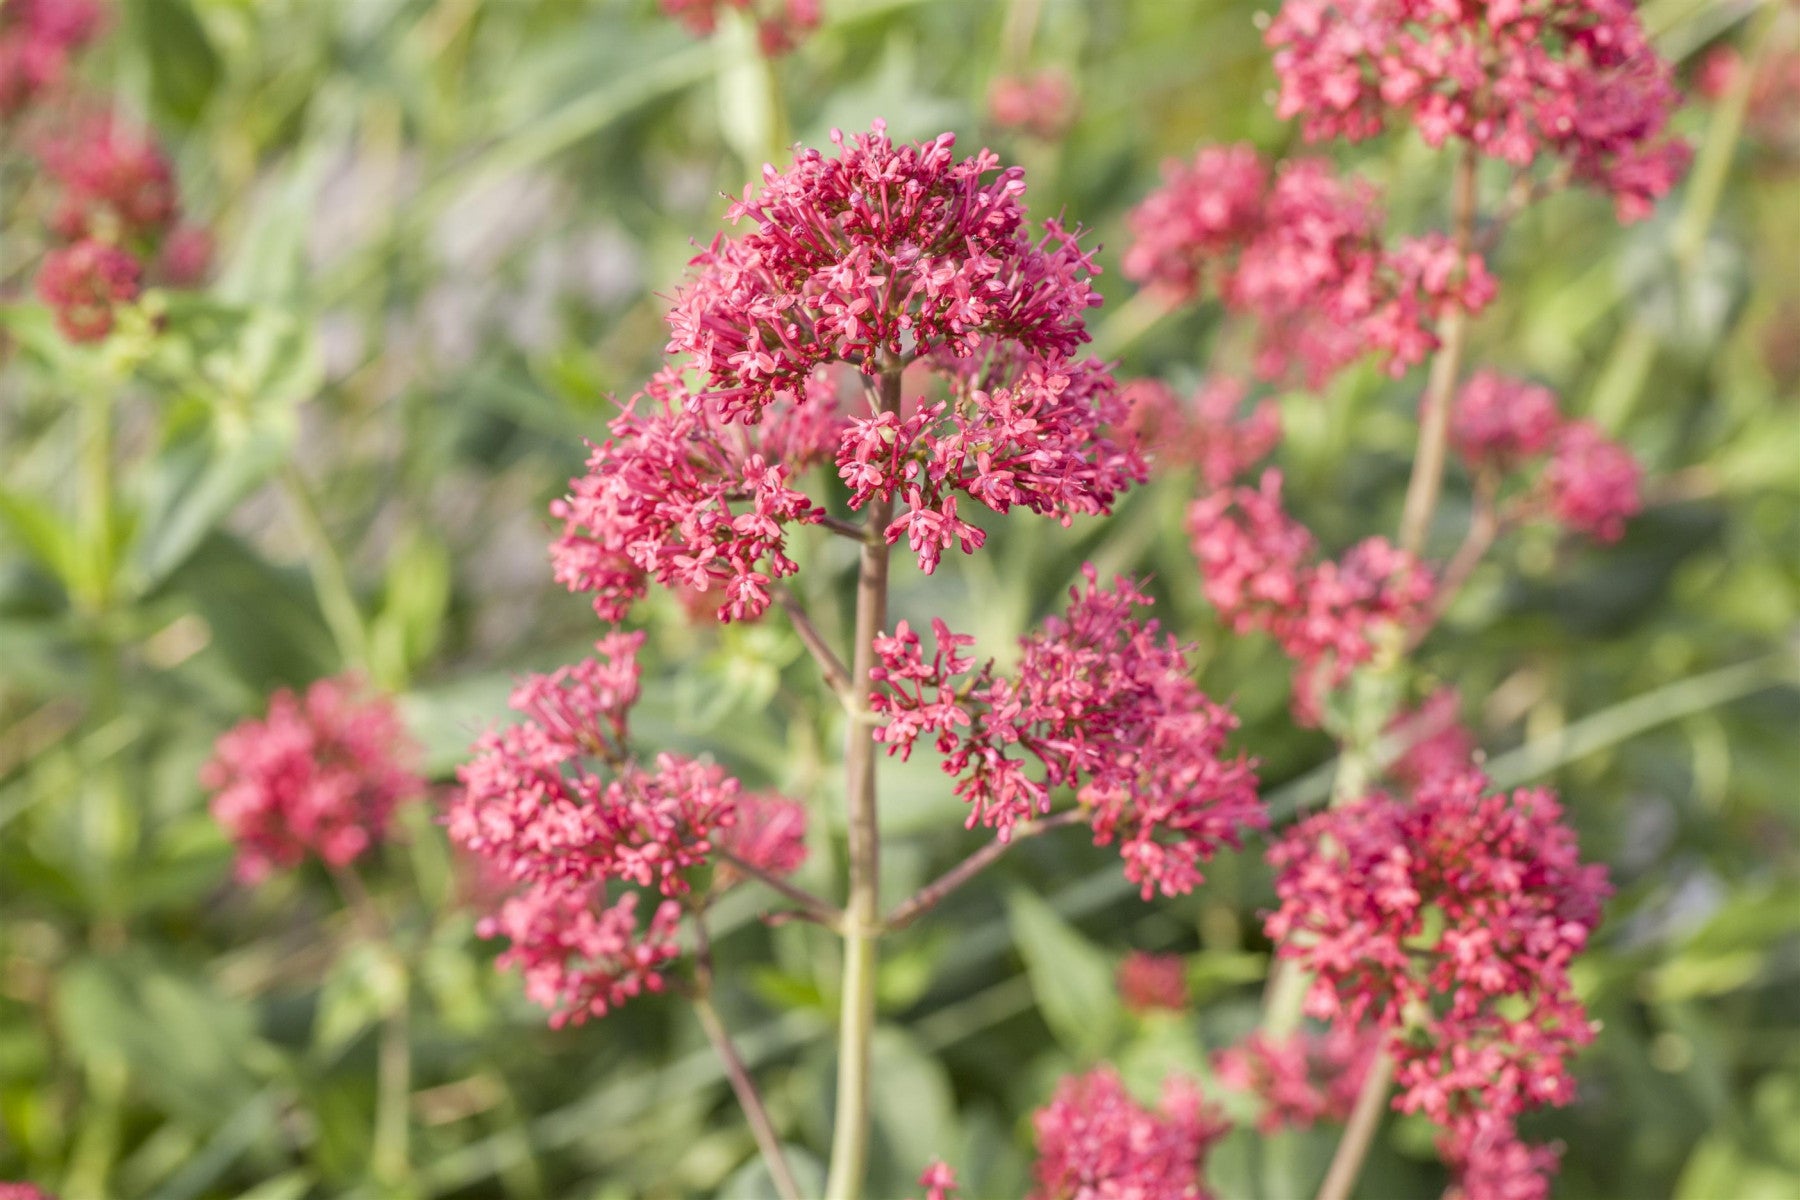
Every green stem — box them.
[822,369,900,1200]
[1314,1050,1395,1200]
[332,864,412,1190]
[277,462,372,673]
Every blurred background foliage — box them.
[1,0,1797,1197]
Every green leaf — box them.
[1005,888,1121,1059]
[128,0,222,125]
[313,941,408,1060]
[128,415,294,593]
[0,484,75,587]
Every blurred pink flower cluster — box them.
[987,69,1077,140]
[447,632,807,1025]
[1117,950,1189,1014]
[1267,766,1612,1198]
[871,568,1264,898]
[202,675,423,884]
[1121,378,1281,489]
[1028,1067,1228,1200]
[1213,1027,1380,1133]
[1189,470,1435,724]
[661,0,819,56]
[1124,147,1495,387]
[1266,0,1690,220]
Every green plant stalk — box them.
[333,863,412,1190]
[276,462,372,673]
[1590,0,1779,432]
[1313,1050,1396,1200]
[823,369,900,1200]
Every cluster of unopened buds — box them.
[1,0,211,344]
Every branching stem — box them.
[884,810,1085,932]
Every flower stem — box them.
[330,863,411,1189]
[1314,1049,1395,1200]
[277,461,373,674]
[693,914,804,1200]
[1398,144,1481,558]
[715,846,845,931]
[823,368,901,1200]
[884,810,1084,932]
[775,584,855,700]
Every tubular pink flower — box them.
[988,70,1079,140]
[1121,377,1281,489]
[1118,950,1190,1014]
[0,0,102,115]
[35,238,139,343]
[1440,1110,1564,1200]
[1188,470,1434,724]
[202,674,423,884]
[1265,768,1611,1142]
[40,112,179,240]
[1212,1026,1380,1133]
[1543,420,1642,543]
[1449,371,1564,469]
[1386,687,1477,787]
[1265,0,1691,220]
[1124,148,1494,387]
[916,1160,960,1200]
[668,120,1100,423]
[871,567,1263,898]
[451,634,807,1024]
[1029,1067,1229,1200]
[717,791,809,886]
[550,368,835,622]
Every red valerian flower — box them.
[203,674,423,884]
[871,566,1263,899]
[988,69,1078,140]
[716,791,809,886]
[1118,950,1190,1014]
[660,0,819,56]
[550,367,836,622]
[916,1160,960,1200]
[1449,370,1565,470]
[1188,470,1434,724]
[40,112,179,240]
[34,238,139,342]
[1124,147,1495,388]
[1386,687,1478,787]
[1440,1110,1564,1200]
[449,633,806,1025]
[1029,1067,1229,1200]
[155,223,214,287]
[668,120,1100,423]
[1265,767,1610,1184]
[1543,420,1643,543]
[1265,0,1690,221]
[1121,377,1281,489]
[1212,1026,1380,1133]
[0,0,102,116]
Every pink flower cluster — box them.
[1118,950,1189,1014]
[716,792,809,886]
[1188,470,1434,724]
[837,353,1143,573]
[0,0,100,116]
[1211,1027,1379,1133]
[40,112,178,241]
[35,238,139,342]
[988,70,1078,140]
[448,633,807,1025]
[202,674,423,885]
[1265,0,1691,220]
[660,0,819,56]
[917,1161,960,1200]
[1441,1110,1565,1200]
[1447,373,1643,542]
[1121,377,1281,489]
[871,568,1263,898]
[550,367,834,622]
[1266,767,1611,1197]
[1386,686,1478,787]
[1123,147,1495,387]
[1029,1067,1228,1200]
[668,121,1100,422]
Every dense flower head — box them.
[917,1161,961,1200]
[155,223,213,287]
[839,352,1145,573]
[1188,470,1434,724]
[1440,1110,1564,1200]
[1698,45,1800,156]
[1118,950,1190,1014]
[550,367,835,622]
[1123,148,1495,387]
[0,0,102,116]
[871,567,1263,898]
[668,120,1100,423]
[450,633,804,1024]
[1212,1026,1379,1133]
[1265,0,1691,220]
[988,69,1078,140]
[1029,1067,1228,1200]
[1543,420,1642,542]
[40,112,179,241]
[716,791,809,886]
[1386,686,1477,787]
[35,237,139,342]
[1266,767,1611,1137]
[202,674,423,884]
[660,0,819,56]
[1121,377,1281,488]
[1449,370,1564,469]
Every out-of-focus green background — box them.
[2,0,1797,1196]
